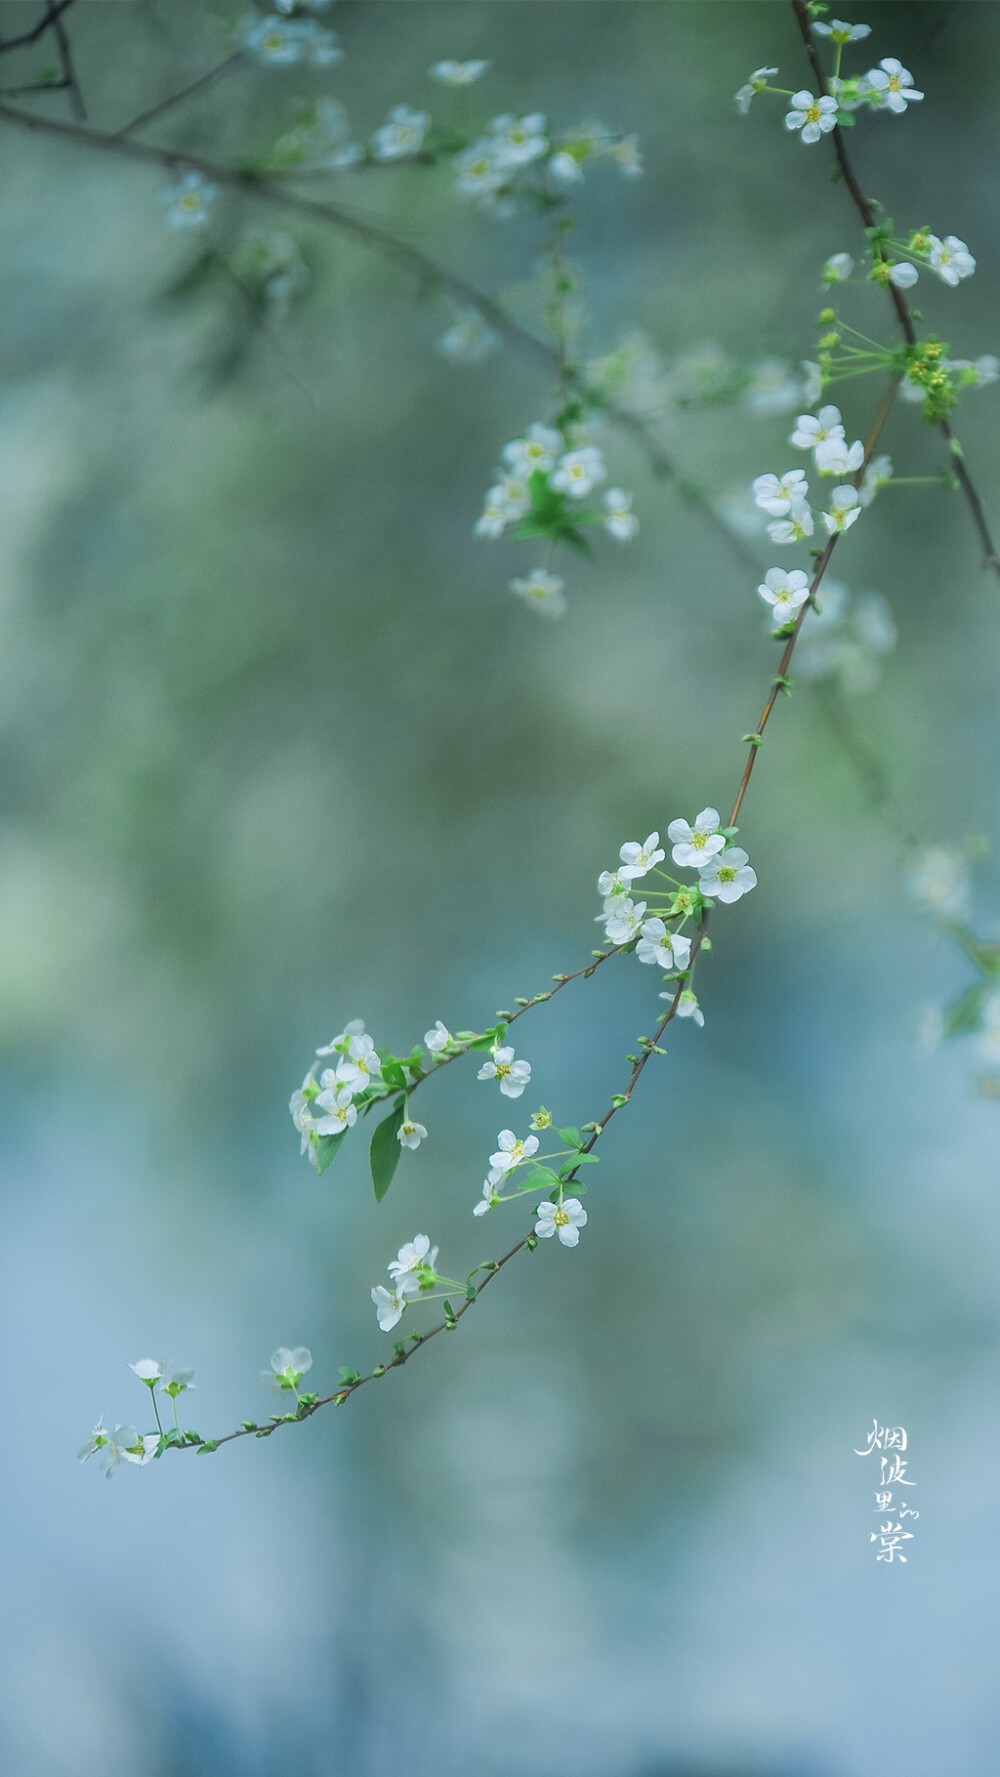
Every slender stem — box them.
[113,52,244,140]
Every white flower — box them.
[478,1045,532,1098]
[313,1082,357,1136]
[490,112,548,166]
[823,485,862,533]
[510,570,566,618]
[473,1168,505,1216]
[244,16,340,65]
[908,846,970,918]
[889,261,919,288]
[859,453,892,506]
[784,90,838,143]
[753,469,809,516]
[597,868,629,900]
[605,133,643,176]
[757,567,811,624]
[430,59,490,84]
[534,1197,587,1247]
[636,918,692,970]
[389,1234,439,1282]
[498,473,531,518]
[974,355,999,386]
[801,361,824,406]
[438,308,501,366]
[490,1129,539,1173]
[604,488,638,540]
[475,486,510,538]
[601,895,646,944]
[163,1368,194,1394]
[290,1078,319,1154]
[373,105,430,159]
[397,1119,428,1149]
[815,435,865,476]
[549,150,584,185]
[269,1346,312,1381]
[927,235,975,286]
[619,832,664,881]
[768,499,815,545]
[371,1281,415,1332]
[864,59,923,113]
[316,1018,365,1057]
[160,170,217,230]
[425,1020,451,1053]
[698,847,757,903]
[455,140,506,198]
[735,66,778,114]
[128,1359,163,1384]
[122,1434,161,1467]
[672,988,705,1025]
[668,807,725,868]
[502,423,563,475]
[823,253,855,282]
[550,446,606,499]
[814,18,870,41]
[334,1032,382,1091]
[789,405,844,451]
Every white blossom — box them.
[744,359,802,415]
[160,171,217,230]
[864,58,923,113]
[597,868,629,900]
[815,435,865,476]
[373,105,430,159]
[290,1075,320,1154]
[814,18,871,41]
[669,988,705,1025]
[335,1032,382,1091]
[784,90,838,143]
[455,140,506,199]
[757,566,811,623]
[425,1020,451,1053]
[858,453,892,506]
[823,253,855,282]
[371,1281,415,1331]
[490,1129,539,1173]
[619,832,665,881]
[534,1197,587,1246]
[128,1359,163,1384]
[735,66,778,114]
[908,846,970,918]
[430,59,490,84]
[789,405,844,451]
[316,1018,365,1057]
[768,500,815,545]
[550,446,606,498]
[823,484,862,533]
[606,134,643,177]
[473,1168,505,1216]
[397,1118,428,1149]
[475,486,509,538]
[269,1346,312,1380]
[600,895,646,944]
[510,570,567,618]
[478,1045,532,1098]
[389,1234,439,1282]
[604,488,638,540]
[753,469,808,516]
[502,423,563,475]
[889,260,919,288]
[801,361,824,406]
[490,112,548,167]
[668,808,725,868]
[636,919,692,970]
[927,235,976,286]
[244,16,340,65]
[313,1083,357,1136]
[438,308,501,365]
[549,151,585,185]
[698,847,757,903]
[122,1434,161,1467]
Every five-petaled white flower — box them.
[864,59,923,113]
[823,253,855,283]
[604,488,638,540]
[668,808,725,868]
[128,1359,163,1384]
[122,1434,161,1467]
[371,1281,415,1331]
[619,832,665,881]
[389,1235,439,1282]
[535,1197,588,1246]
[269,1346,312,1381]
[502,423,563,475]
[478,1045,532,1098]
[455,141,506,199]
[551,446,606,498]
[425,1020,451,1053]
[927,235,976,286]
[758,567,811,624]
[373,105,430,159]
[490,112,548,166]
[601,895,646,944]
[490,1129,539,1172]
[753,469,809,515]
[698,847,758,903]
[789,405,844,452]
[397,1119,428,1149]
[313,1081,357,1136]
[823,484,862,533]
[814,17,870,41]
[735,66,778,114]
[335,1032,382,1091]
[430,59,490,84]
[510,569,566,618]
[636,919,692,970]
[784,90,838,143]
[768,500,815,545]
[244,16,340,65]
[473,1168,505,1216]
[815,435,865,476]
[160,171,218,230]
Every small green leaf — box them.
[558,527,596,559]
[314,1129,348,1175]
[370,1101,407,1201]
[556,1125,582,1148]
[196,1440,219,1455]
[836,109,856,127]
[943,982,990,1037]
[519,1166,562,1190]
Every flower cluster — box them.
[371,1234,441,1331]
[79,1359,196,1476]
[752,401,875,546]
[455,114,641,212]
[243,11,341,66]
[736,25,925,143]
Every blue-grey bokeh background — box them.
[2,2,1000,1772]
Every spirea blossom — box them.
[784,91,838,144]
[397,1119,428,1149]
[735,67,778,114]
[619,833,664,880]
[863,59,923,113]
[424,1020,451,1053]
[438,308,501,365]
[815,435,865,477]
[824,485,862,533]
[371,1282,415,1331]
[668,808,725,868]
[490,113,548,166]
[244,15,340,65]
[823,253,855,283]
[550,446,606,498]
[604,488,638,540]
[430,59,490,84]
[373,105,430,159]
[389,1235,439,1283]
[600,896,646,944]
[757,567,811,624]
[490,1129,539,1173]
[477,1046,532,1098]
[510,570,567,618]
[789,406,844,452]
[813,18,870,41]
[927,235,976,286]
[768,501,814,546]
[698,847,757,903]
[889,261,919,289]
[160,171,217,229]
[636,919,692,970]
[753,470,809,516]
[534,1198,587,1247]
[502,424,563,475]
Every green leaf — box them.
[556,1125,582,1148]
[376,1051,406,1090]
[957,933,1000,977]
[468,1026,504,1051]
[370,1101,407,1202]
[314,1129,348,1176]
[558,527,596,560]
[836,109,856,127]
[519,1167,562,1191]
[943,982,990,1038]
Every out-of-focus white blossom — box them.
[509,570,567,618]
[784,90,838,143]
[373,105,430,159]
[160,170,217,229]
[430,59,490,84]
[735,66,778,114]
[604,488,638,540]
[244,15,341,64]
[823,252,855,282]
[437,307,501,365]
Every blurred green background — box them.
[2,2,1000,1772]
